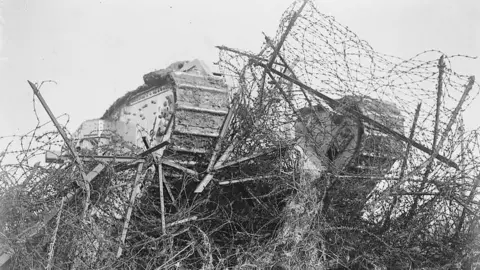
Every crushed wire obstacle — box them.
[1,0,480,269]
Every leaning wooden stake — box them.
[267,0,308,69]
[407,56,445,222]
[158,163,166,235]
[117,162,144,258]
[436,77,475,156]
[258,0,308,102]
[405,75,475,177]
[400,103,423,179]
[263,33,313,109]
[28,80,91,220]
[381,102,422,231]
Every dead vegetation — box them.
[1,0,480,269]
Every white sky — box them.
[0,0,479,140]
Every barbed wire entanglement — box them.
[1,0,480,269]
[217,0,480,268]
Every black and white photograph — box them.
[0,1,479,269]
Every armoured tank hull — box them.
[62,59,230,173]
[295,95,405,175]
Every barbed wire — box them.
[217,0,480,268]
[1,0,479,269]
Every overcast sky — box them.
[0,0,479,140]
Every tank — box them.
[55,59,230,172]
[295,95,405,175]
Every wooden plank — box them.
[194,174,214,193]
[162,160,198,176]
[85,163,106,182]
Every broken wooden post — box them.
[432,55,445,155]
[85,163,106,182]
[117,161,144,258]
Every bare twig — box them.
[166,216,198,228]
